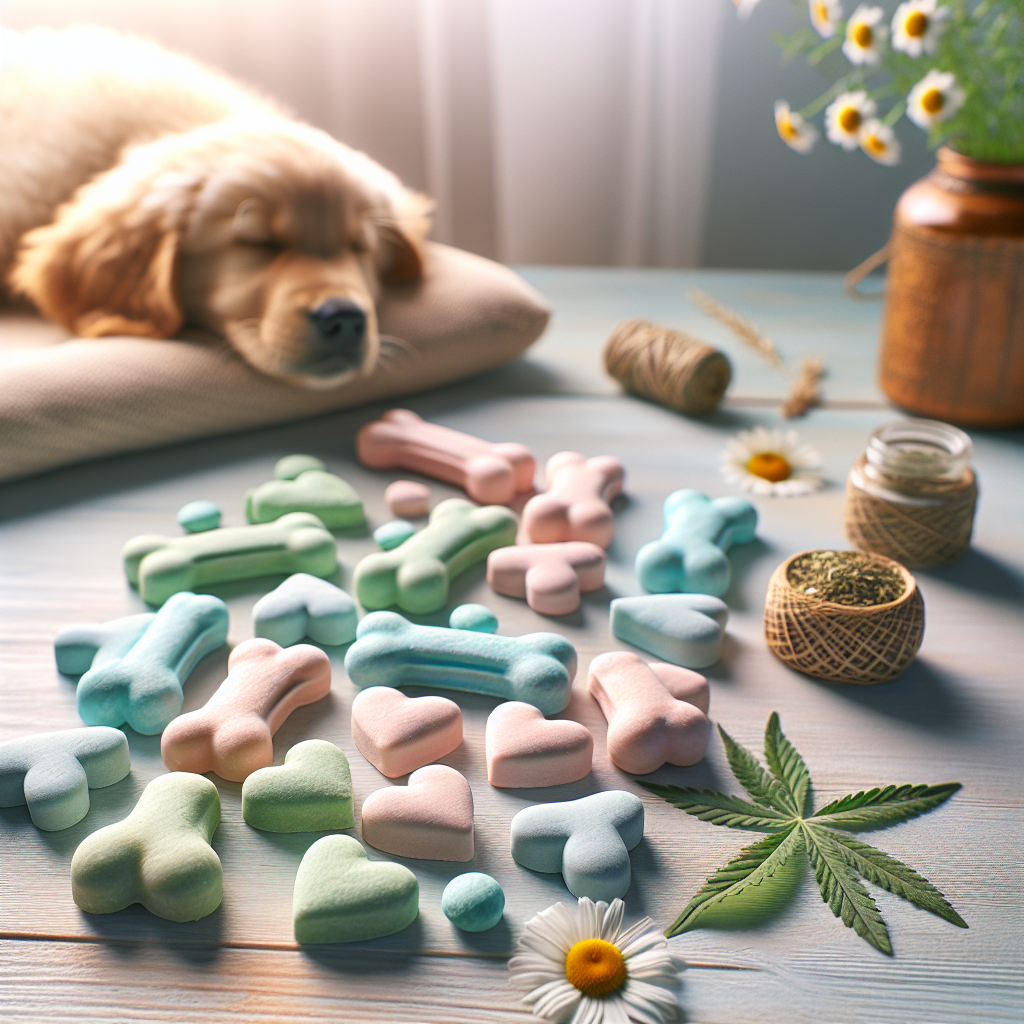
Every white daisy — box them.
[733,0,762,19]
[891,0,949,57]
[508,897,686,1024]
[859,119,902,164]
[842,4,887,64]
[774,101,819,154]
[809,0,843,39]
[907,69,965,128]
[825,91,877,149]
[721,426,825,497]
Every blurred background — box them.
[4,0,935,271]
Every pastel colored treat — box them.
[521,452,625,548]
[635,489,758,596]
[351,687,463,778]
[361,764,474,861]
[71,772,221,922]
[123,512,338,607]
[252,573,357,647]
[441,873,505,932]
[385,479,430,519]
[374,520,415,551]
[448,603,498,633]
[55,613,155,676]
[0,727,130,831]
[610,594,729,668]
[487,541,606,615]
[292,834,418,943]
[345,611,577,715]
[274,454,326,479]
[485,702,593,789]
[176,500,221,533]
[510,790,644,901]
[353,498,517,614]
[241,739,354,832]
[71,592,229,735]
[587,651,710,774]
[246,467,364,529]
[356,408,535,505]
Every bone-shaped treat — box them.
[71,772,222,922]
[252,573,357,647]
[487,541,606,615]
[587,652,710,774]
[122,512,337,607]
[635,489,757,596]
[0,727,130,831]
[610,594,729,668]
[62,593,229,736]
[510,790,644,901]
[161,638,332,782]
[353,498,517,614]
[521,452,625,548]
[345,611,577,716]
[246,454,364,529]
[356,409,536,505]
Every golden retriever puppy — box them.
[0,26,432,386]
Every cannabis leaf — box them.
[640,713,966,955]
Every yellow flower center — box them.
[838,107,862,133]
[778,116,799,141]
[853,22,874,47]
[564,939,628,998]
[746,453,792,482]
[864,133,887,155]
[904,11,928,37]
[813,2,829,23]
[921,87,945,113]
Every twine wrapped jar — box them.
[764,550,924,685]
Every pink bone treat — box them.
[486,541,606,616]
[160,638,332,783]
[350,686,463,778]
[485,701,594,788]
[521,452,625,548]
[356,409,535,506]
[587,651,710,775]
[360,764,474,861]
[384,480,431,519]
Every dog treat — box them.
[241,739,354,832]
[274,454,327,479]
[587,652,710,774]
[55,613,155,676]
[635,489,757,596]
[123,512,338,606]
[160,638,332,782]
[521,452,625,548]
[485,702,593,789]
[441,872,505,932]
[385,480,430,519]
[351,687,463,779]
[69,592,228,735]
[361,764,474,861]
[510,790,644,901]
[292,834,419,943]
[176,500,221,533]
[252,573,357,647]
[246,456,364,529]
[0,727,130,831]
[487,541,606,615]
[353,498,516,614]
[71,772,222,922]
[374,519,416,551]
[356,409,535,506]
[610,594,729,669]
[448,603,498,633]
[345,611,577,715]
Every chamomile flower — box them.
[859,119,902,164]
[843,5,887,64]
[809,0,843,39]
[721,426,825,497]
[774,101,819,154]
[907,69,965,128]
[891,0,949,57]
[508,897,686,1024]
[733,0,762,19]
[825,91,877,149]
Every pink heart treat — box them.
[485,701,593,788]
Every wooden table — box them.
[2,269,1022,1023]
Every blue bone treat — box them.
[0,727,131,831]
[610,594,729,669]
[68,592,229,735]
[55,613,155,676]
[635,489,758,596]
[252,573,358,647]
[344,611,576,715]
[509,791,644,901]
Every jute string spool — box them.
[763,550,924,685]
[603,318,731,417]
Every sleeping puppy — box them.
[0,26,432,387]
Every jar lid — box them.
[865,419,972,483]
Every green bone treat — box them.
[246,454,364,529]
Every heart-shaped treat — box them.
[292,834,418,943]
[485,702,593,788]
[361,764,474,861]
[246,469,364,529]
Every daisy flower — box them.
[721,426,825,497]
[891,0,949,57]
[733,0,762,19]
[907,69,965,128]
[809,0,843,39]
[859,119,902,164]
[508,897,686,1024]
[825,91,877,149]
[842,5,887,64]
[774,101,819,154]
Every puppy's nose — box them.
[308,298,366,353]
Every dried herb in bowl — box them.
[786,550,905,607]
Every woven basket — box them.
[764,550,925,685]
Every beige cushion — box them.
[0,243,549,483]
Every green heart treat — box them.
[246,454,364,529]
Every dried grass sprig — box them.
[780,355,825,418]
[686,288,784,369]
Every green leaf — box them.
[639,783,794,831]
[811,783,962,831]
[763,712,811,817]
[718,724,797,815]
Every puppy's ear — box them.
[376,190,434,284]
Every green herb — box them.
[641,713,966,955]
[787,550,905,606]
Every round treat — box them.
[385,480,430,519]
[441,873,505,932]
[176,500,221,533]
[275,454,327,480]
[449,604,498,633]
[374,520,416,551]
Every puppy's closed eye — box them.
[232,198,276,246]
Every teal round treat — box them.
[176,500,221,533]
[441,873,504,932]
[374,520,416,551]
[275,454,327,481]
[449,604,498,633]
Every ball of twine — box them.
[764,550,924,685]
[603,318,731,417]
